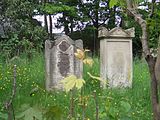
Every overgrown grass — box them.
[0,53,152,119]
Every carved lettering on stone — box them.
[58,52,70,77]
[57,40,71,77]
[99,27,135,88]
[59,41,70,52]
[45,35,83,91]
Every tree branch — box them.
[149,0,156,18]
[155,36,160,83]
[5,65,17,120]
[126,0,150,57]
[126,0,160,119]
[93,91,99,120]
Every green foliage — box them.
[147,14,160,48]
[109,0,128,9]
[0,54,153,119]
[102,98,131,119]
[120,101,131,113]
[118,0,160,50]
[0,24,47,59]
[0,0,47,59]
[43,105,63,120]
[109,0,118,8]
[42,3,76,15]
[4,0,39,20]
[83,58,101,92]
[111,0,144,8]
[0,112,7,120]
[16,106,43,120]
[87,72,107,84]
[120,13,142,57]
[135,0,145,4]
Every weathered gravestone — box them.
[45,35,83,90]
[99,27,135,88]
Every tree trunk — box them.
[70,17,74,34]
[49,14,52,38]
[108,5,116,28]
[63,12,69,35]
[93,28,98,55]
[94,1,99,54]
[44,15,48,32]
[44,0,48,33]
[155,37,160,83]
[126,0,160,119]
[146,56,160,120]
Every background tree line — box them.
[0,0,145,59]
[0,0,160,58]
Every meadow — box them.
[0,53,152,120]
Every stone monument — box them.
[99,27,135,88]
[45,35,83,90]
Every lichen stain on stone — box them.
[58,52,70,76]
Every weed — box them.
[0,53,152,119]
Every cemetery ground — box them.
[0,53,152,120]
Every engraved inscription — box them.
[107,41,131,87]
[99,27,134,88]
[59,41,70,52]
[57,52,70,76]
[45,36,83,91]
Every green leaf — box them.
[118,0,126,8]
[105,97,113,112]
[120,101,131,113]
[43,105,63,120]
[75,79,85,89]
[136,0,144,4]
[109,107,119,118]
[87,72,107,84]
[109,0,118,8]
[19,104,30,111]
[16,107,43,120]
[41,3,76,14]
[105,101,111,113]
[61,75,77,84]
[0,112,7,120]
[61,75,85,92]
[87,72,102,81]
[119,116,132,120]
[61,75,77,92]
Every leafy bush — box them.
[0,0,47,59]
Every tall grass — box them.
[0,53,152,119]
[101,59,152,120]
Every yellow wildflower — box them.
[74,49,85,60]
[74,49,90,60]
[84,49,90,52]
[83,58,94,67]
